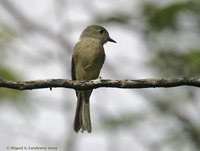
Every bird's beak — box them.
[107,37,116,43]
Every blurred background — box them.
[0,0,200,150]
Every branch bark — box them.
[0,77,199,91]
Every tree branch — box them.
[0,77,199,91]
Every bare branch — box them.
[0,77,199,91]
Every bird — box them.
[71,25,116,133]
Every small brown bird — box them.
[71,25,116,133]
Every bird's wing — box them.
[71,42,81,80]
[71,55,76,80]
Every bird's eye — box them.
[99,29,104,34]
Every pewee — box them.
[71,25,116,133]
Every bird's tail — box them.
[74,92,91,133]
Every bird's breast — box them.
[84,47,105,71]
[74,38,106,80]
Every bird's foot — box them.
[91,76,102,83]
